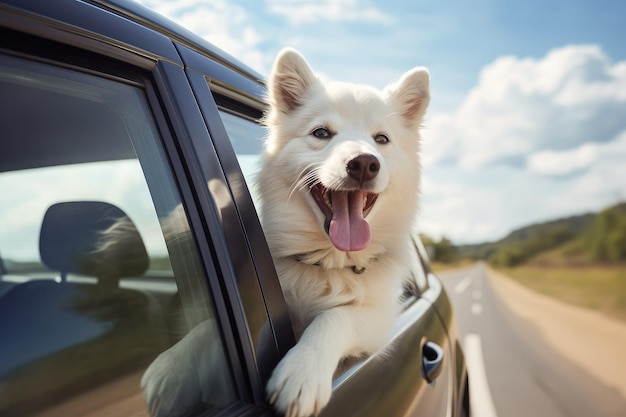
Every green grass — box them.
[526,237,590,266]
[496,265,626,322]
[491,235,626,322]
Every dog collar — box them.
[292,254,371,275]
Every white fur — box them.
[261,48,430,417]
[141,319,233,416]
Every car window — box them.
[0,53,236,416]
[216,108,428,306]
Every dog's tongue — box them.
[328,190,371,252]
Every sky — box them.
[135,0,626,244]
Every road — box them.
[437,262,626,417]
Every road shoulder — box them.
[487,267,626,399]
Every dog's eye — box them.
[374,133,390,144]
[311,127,332,140]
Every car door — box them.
[181,49,454,416]
[0,2,285,416]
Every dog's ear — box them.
[268,48,318,114]
[385,67,430,130]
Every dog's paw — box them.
[267,346,333,417]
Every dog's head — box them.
[261,48,429,258]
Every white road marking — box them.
[465,334,498,417]
[471,303,483,315]
[455,274,474,294]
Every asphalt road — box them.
[437,262,626,417]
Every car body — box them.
[0,1,469,416]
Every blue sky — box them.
[136,0,626,244]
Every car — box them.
[0,1,469,416]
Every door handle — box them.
[422,341,444,383]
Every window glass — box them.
[217,110,265,199]
[0,54,235,416]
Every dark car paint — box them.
[0,0,467,416]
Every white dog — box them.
[139,48,430,417]
[260,48,430,417]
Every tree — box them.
[434,236,457,263]
[586,207,626,261]
[419,234,457,263]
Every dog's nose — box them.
[346,154,380,184]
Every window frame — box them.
[152,60,277,405]
[178,43,296,368]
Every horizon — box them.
[456,200,626,246]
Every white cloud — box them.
[418,151,625,244]
[527,130,626,176]
[134,0,268,72]
[418,44,626,243]
[423,44,626,171]
[527,143,600,176]
[265,0,392,25]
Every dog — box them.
[139,48,430,417]
[260,48,430,417]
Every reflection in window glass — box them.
[0,54,235,416]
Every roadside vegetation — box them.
[498,264,626,321]
[422,202,626,322]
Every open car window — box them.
[215,108,429,305]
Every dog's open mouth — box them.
[310,183,378,252]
